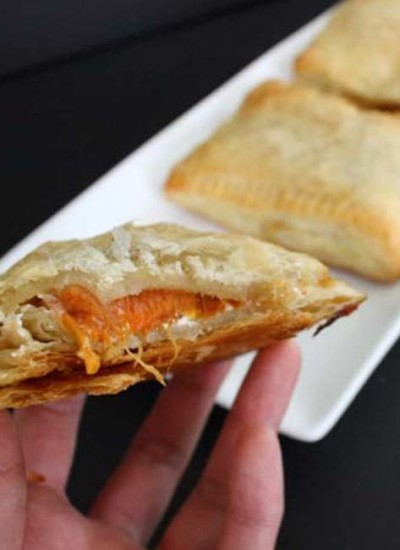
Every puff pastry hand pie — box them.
[0,222,363,408]
[296,0,400,108]
[165,80,400,281]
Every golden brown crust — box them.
[296,0,400,108]
[165,81,400,281]
[0,222,364,408]
[0,221,337,313]
[0,368,141,409]
[0,300,357,409]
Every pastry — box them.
[165,80,400,281]
[0,222,363,408]
[296,0,400,108]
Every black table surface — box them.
[2,1,400,548]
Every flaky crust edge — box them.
[0,297,361,409]
[165,82,400,281]
[0,221,364,407]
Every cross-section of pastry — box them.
[295,0,400,108]
[0,222,363,408]
[165,80,400,281]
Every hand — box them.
[1,341,299,550]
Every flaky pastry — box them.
[0,222,363,408]
[296,0,400,108]
[165,80,400,281]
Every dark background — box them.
[0,0,271,76]
[2,1,400,548]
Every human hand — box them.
[1,341,299,550]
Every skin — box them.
[0,340,300,550]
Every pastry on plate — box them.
[0,222,363,408]
[165,80,400,281]
[296,0,400,108]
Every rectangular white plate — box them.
[2,7,400,442]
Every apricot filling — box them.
[46,285,235,375]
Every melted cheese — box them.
[51,285,233,375]
[61,314,101,374]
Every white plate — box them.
[2,7,399,442]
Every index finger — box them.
[159,340,300,550]
[91,360,232,543]
[0,411,27,549]
[14,395,85,491]
[218,425,284,550]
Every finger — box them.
[91,360,232,544]
[24,484,135,550]
[15,395,85,491]
[218,425,283,550]
[160,340,299,550]
[0,411,27,549]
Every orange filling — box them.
[50,285,232,375]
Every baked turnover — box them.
[296,0,400,108]
[166,80,400,281]
[0,222,363,408]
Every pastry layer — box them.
[296,0,400,107]
[166,81,400,281]
[0,222,364,408]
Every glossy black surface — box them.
[0,0,262,76]
[2,1,400,548]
